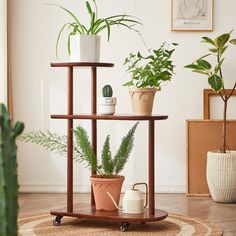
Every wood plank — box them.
[50,203,168,223]
[51,62,114,68]
[51,114,168,121]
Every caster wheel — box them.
[120,222,129,232]
[53,216,62,226]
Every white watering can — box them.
[107,183,148,214]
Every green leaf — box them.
[201,36,215,46]
[101,135,113,175]
[230,39,236,45]
[86,1,93,16]
[208,74,223,92]
[208,48,218,53]
[184,64,204,70]
[192,70,210,75]
[219,45,228,57]
[214,58,225,74]
[197,59,212,70]
[214,33,230,49]
[197,53,211,60]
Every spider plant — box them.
[48,0,142,58]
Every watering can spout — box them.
[106,192,122,211]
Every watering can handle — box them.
[132,183,148,208]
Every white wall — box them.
[10,0,236,193]
[0,0,7,104]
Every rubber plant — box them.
[48,0,142,57]
[185,30,236,153]
[0,103,24,236]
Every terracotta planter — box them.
[129,88,157,116]
[91,175,124,211]
[207,151,236,203]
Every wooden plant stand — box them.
[50,62,168,232]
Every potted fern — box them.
[49,0,141,62]
[185,31,236,203]
[123,42,177,116]
[19,122,138,210]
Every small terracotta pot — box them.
[129,88,158,116]
[91,175,125,211]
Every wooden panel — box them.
[203,89,236,119]
[186,120,236,196]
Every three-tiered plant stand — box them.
[50,62,168,232]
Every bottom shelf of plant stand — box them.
[51,203,168,227]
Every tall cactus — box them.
[102,85,113,97]
[0,103,24,236]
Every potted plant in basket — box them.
[185,31,236,203]
[19,122,139,210]
[123,42,177,116]
[49,0,142,62]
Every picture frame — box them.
[171,0,214,31]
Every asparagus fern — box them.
[74,122,139,176]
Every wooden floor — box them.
[19,193,236,235]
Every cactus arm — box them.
[0,103,24,236]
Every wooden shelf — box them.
[51,114,168,121]
[51,62,114,68]
[51,203,168,223]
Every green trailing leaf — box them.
[208,74,223,92]
[0,103,24,236]
[214,33,230,49]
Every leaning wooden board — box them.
[186,120,236,196]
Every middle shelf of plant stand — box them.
[51,114,168,121]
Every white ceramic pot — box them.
[98,97,117,115]
[70,35,100,62]
[207,151,236,203]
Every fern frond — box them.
[73,126,97,172]
[101,135,113,175]
[113,122,139,175]
[18,130,82,160]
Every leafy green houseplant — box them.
[0,103,24,236]
[185,31,236,203]
[123,42,177,116]
[19,122,139,210]
[49,0,142,62]
[98,85,117,115]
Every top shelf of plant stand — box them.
[51,62,114,68]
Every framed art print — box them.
[171,0,214,31]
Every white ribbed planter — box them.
[207,151,236,203]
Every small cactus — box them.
[102,85,113,97]
[0,103,24,236]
